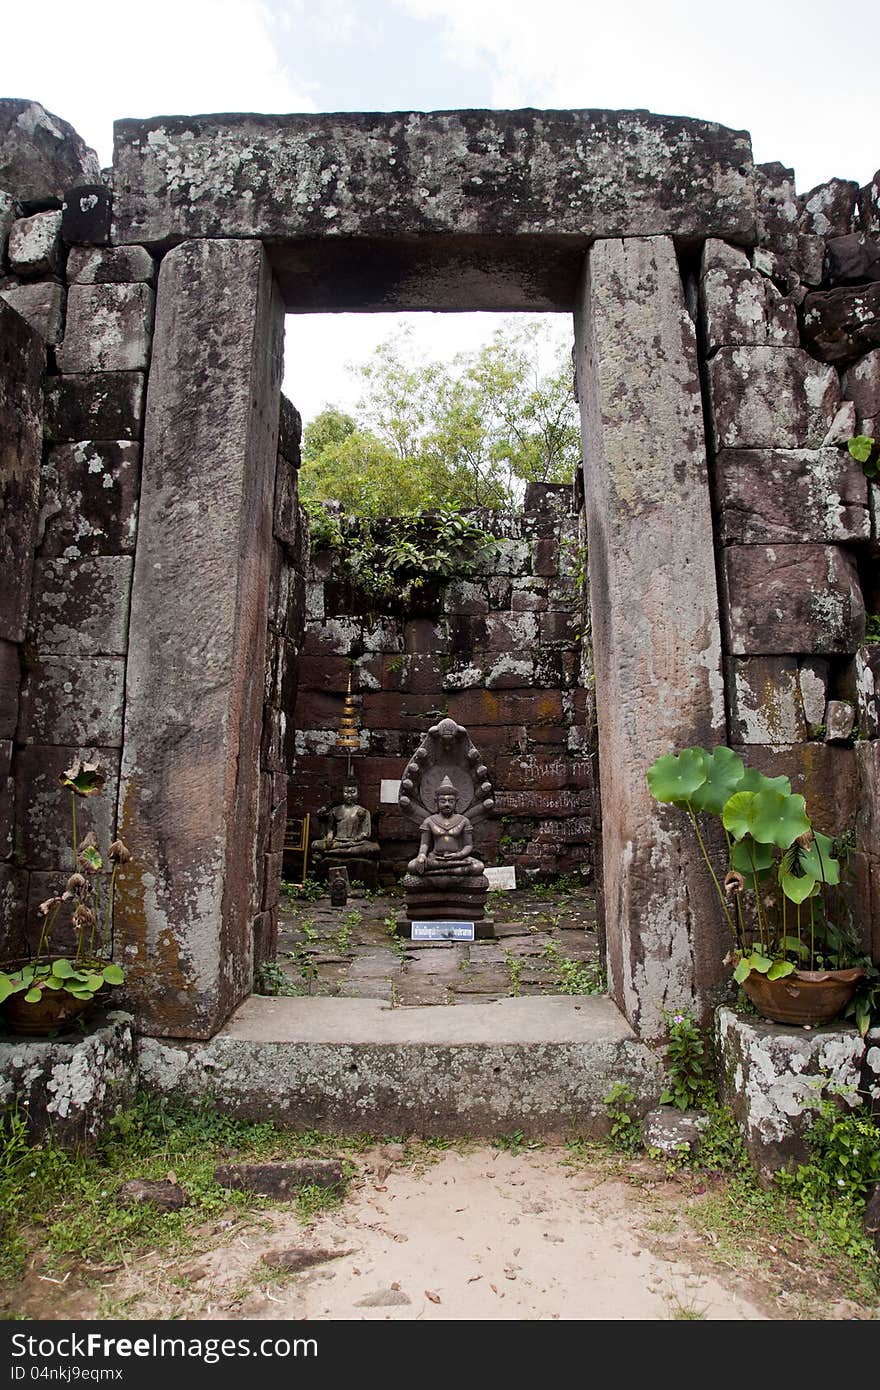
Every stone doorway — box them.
[11,105,814,1048]
[106,108,755,1042]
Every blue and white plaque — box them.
[411,920,475,942]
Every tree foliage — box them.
[299,318,580,515]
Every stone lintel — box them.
[113,109,755,309]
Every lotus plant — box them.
[646,746,863,995]
[0,757,126,1015]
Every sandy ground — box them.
[15,1143,878,1323]
[239,1147,767,1321]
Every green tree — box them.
[298,318,579,515]
[302,405,357,457]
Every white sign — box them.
[380,779,402,803]
[411,921,475,941]
[484,865,518,890]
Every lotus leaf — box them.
[779,856,819,904]
[688,746,744,815]
[59,758,105,797]
[800,832,840,886]
[767,960,796,979]
[730,836,774,876]
[645,748,707,805]
[722,789,810,848]
[737,767,791,796]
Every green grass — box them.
[659,1104,880,1308]
[0,1098,371,1286]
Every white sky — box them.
[3,0,877,425]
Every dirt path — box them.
[18,1143,877,1323]
[236,1148,766,1321]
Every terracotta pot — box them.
[1,958,113,1036]
[2,988,100,1036]
[741,966,864,1026]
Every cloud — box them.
[0,0,316,165]
[395,0,879,189]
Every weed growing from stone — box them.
[666,1294,708,1319]
[384,916,409,962]
[297,952,320,994]
[660,1011,716,1111]
[254,961,301,997]
[335,909,362,954]
[298,916,318,943]
[540,940,605,995]
[494,1129,542,1156]
[281,876,324,903]
[348,879,378,899]
[775,1090,880,1213]
[527,874,582,900]
[505,953,524,997]
[602,1082,643,1154]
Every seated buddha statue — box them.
[311,779,379,886]
[407,776,484,880]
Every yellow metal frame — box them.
[283,813,310,887]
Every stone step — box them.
[137,995,665,1140]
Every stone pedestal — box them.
[716,1006,877,1179]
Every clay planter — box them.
[741,967,864,1027]
[1,958,113,1036]
[2,988,101,1036]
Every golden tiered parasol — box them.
[335,672,360,774]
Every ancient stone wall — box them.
[1,102,146,961]
[701,163,880,959]
[0,104,306,1039]
[291,483,596,883]
[0,296,44,952]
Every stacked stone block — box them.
[701,165,880,954]
[291,483,596,883]
[0,298,44,954]
[0,102,151,957]
[251,396,309,973]
[18,261,151,946]
[0,104,306,1034]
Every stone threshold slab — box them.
[136,996,666,1139]
[217,993,629,1043]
